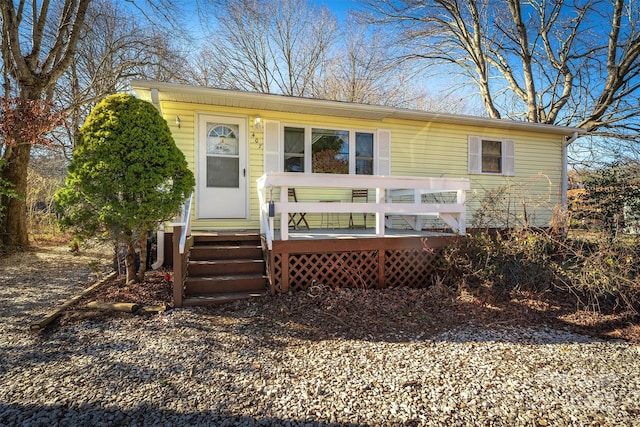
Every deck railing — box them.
[170,192,194,307]
[257,173,470,250]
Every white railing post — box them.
[256,176,274,249]
[280,185,289,241]
[457,188,467,235]
[258,183,265,234]
[414,189,423,230]
[376,187,385,237]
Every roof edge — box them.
[130,79,586,136]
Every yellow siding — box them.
[158,100,564,230]
[382,118,563,228]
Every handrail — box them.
[257,175,274,250]
[257,173,470,243]
[169,192,193,308]
[169,192,193,254]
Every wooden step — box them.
[182,291,265,306]
[189,245,263,260]
[185,274,267,294]
[188,259,264,276]
[192,233,261,245]
[178,231,267,306]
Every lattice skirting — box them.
[265,237,451,293]
[384,248,445,288]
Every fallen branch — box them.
[86,301,139,313]
[30,271,117,332]
[138,304,168,314]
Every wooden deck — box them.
[167,228,459,305]
[262,228,459,294]
[167,173,468,305]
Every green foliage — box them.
[55,94,194,281]
[0,159,19,220]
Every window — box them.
[356,132,374,175]
[284,127,305,172]
[281,125,377,175]
[312,128,349,174]
[468,136,515,176]
[482,140,502,173]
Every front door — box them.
[197,115,247,218]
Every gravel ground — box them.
[1,244,640,426]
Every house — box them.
[131,80,583,306]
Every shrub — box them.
[439,186,640,315]
[441,226,640,315]
[55,94,195,283]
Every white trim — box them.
[503,139,515,176]
[468,135,481,174]
[376,129,391,175]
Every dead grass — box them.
[57,270,640,344]
[6,241,636,343]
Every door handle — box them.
[243,168,246,177]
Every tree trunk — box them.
[125,239,137,284]
[0,143,31,247]
[136,231,148,283]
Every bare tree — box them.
[204,0,337,96]
[360,0,640,140]
[314,17,471,113]
[185,44,233,88]
[0,0,182,248]
[314,19,402,104]
[53,0,190,155]
[0,0,91,247]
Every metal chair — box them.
[349,189,369,228]
[288,188,310,230]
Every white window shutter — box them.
[263,120,280,173]
[468,135,481,174]
[503,139,515,176]
[376,129,391,175]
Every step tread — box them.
[183,292,265,306]
[191,244,262,250]
[189,259,264,265]
[193,232,260,239]
[186,273,266,282]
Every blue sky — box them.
[310,0,356,19]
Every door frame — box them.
[195,113,250,219]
